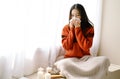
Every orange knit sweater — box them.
[62,24,94,58]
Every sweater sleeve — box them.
[75,27,94,51]
[61,25,75,50]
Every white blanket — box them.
[54,56,110,79]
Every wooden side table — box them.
[51,74,66,79]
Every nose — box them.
[73,15,77,18]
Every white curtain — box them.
[0,0,102,79]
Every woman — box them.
[61,3,94,58]
[54,4,110,79]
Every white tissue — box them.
[70,17,81,22]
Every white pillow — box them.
[24,47,50,76]
[49,45,61,67]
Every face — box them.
[71,9,81,19]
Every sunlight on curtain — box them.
[0,0,102,79]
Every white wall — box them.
[99,0,120,65]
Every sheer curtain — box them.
[0,0,102,79]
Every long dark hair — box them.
[69,4,93,31]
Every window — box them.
[0,0,102,78]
